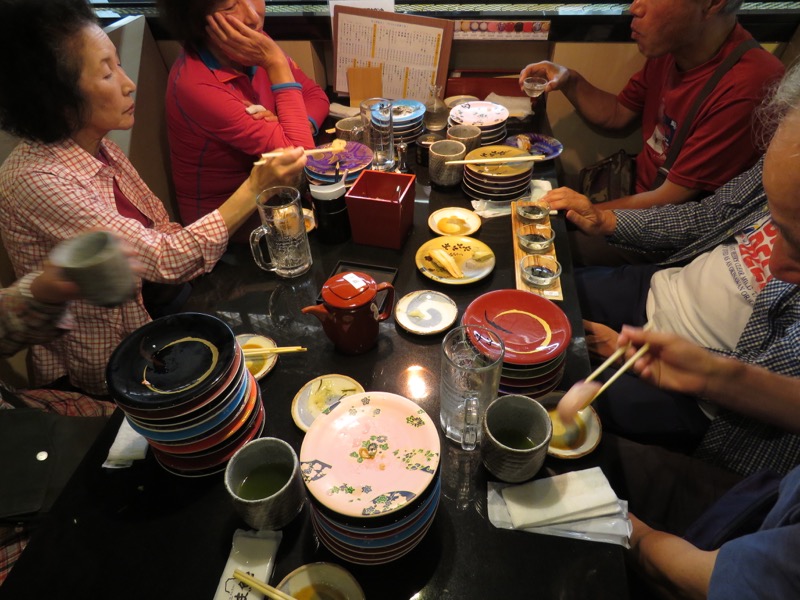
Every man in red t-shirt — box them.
[519,0,784,212]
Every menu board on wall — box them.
[333,6,454,101]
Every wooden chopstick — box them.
[579,322,652,410]
[592,343,650,399]
[445,154,546,166]
[242,346,307,356]
[253,147,333,166]
[233,569,297,600]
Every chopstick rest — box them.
[212,530,282,600]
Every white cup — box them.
[48,231,136,307]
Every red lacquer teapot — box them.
[302,271,395,355]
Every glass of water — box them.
[440,325,505,451]
[360,97,395,171]
[250,186,312,278]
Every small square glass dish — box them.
[520,254,562,288]
[516,224,555,253]
[516,199,550,223]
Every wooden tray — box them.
[511,200,563,301]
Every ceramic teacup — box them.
[48,230,136,307]
[446,125,482,154]
[225,437,306,530]
[481,395,552,483]
[335,116,363,143]
[428,140,467,187]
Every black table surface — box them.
[1,162,629,600]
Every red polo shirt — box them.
[166,42,330,232]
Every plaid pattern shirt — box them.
[611,157,769,266]
[695,279,800,476]
[0,138,229,395]
[611,157,800,475]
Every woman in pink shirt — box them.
[158,0,330,235]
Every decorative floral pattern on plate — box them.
[300,392,440,518]
[449,101,509,127]
[305,141,374,177]
[415,236,495,285]
[504,133,564,160]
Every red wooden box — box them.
[345,171,416,249]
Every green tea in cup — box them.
[237,463,294,500]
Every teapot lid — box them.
[321,271,377,309]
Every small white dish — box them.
[278,562,365,600]
[291,374,365,432]
[428,207,481,236]
[235,334,277,381]
[395,290,458,335]
[539,391,602,459]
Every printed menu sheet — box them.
[333,6,454,100]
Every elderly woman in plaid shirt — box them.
[0,0,306,397]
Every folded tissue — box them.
[488,467,632,547]
[471,179,553,218]
[485,92,534,119]
[102,418,148,469]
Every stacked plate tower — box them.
[106,313,264,477]
[299,392,441,565]
[461,145,534,203]
[448,101,509,146]
[304,141,374,188]
[462,290,572,398]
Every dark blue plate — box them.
[106,313,236,410]
[504,133,564,160]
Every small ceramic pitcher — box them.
[302,271,395,354]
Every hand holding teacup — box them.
[48,230,139,307]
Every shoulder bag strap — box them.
[651,38,761,190]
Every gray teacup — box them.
[429,140,467,187]
[48,230,136,307]
[335,116,363,142]
[481,395,552,483]
[446,125,482,154]
[225,437,306,530]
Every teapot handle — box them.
[374,282,395,321]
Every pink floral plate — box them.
[300,392,440,519]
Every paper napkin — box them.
[329,102,360,119]
[488,482,631,547]
[501,467,620,528]
[484,92,533,119]
[471,180,554,219]
[102,418,148,469]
